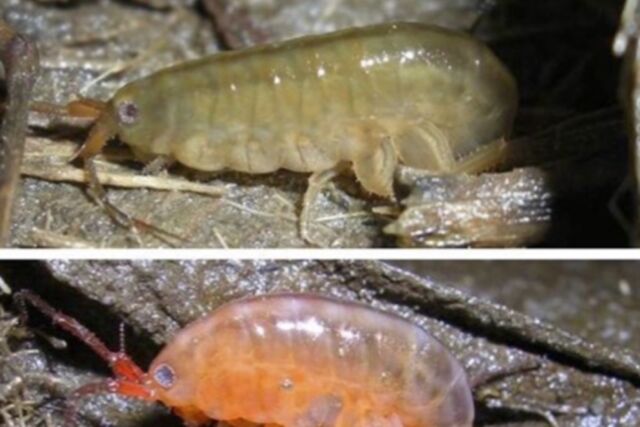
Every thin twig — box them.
[0,21,39,246]
[22,163,227,197]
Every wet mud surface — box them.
[0,260,638,426]
[0,0,631,247]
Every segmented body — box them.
[101,22,517,196]
[148,294,474,427]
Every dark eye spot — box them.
[117,101,139,125]
[153,364,175,389]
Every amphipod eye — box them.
[116,101,139,125]
[153,364,176,389]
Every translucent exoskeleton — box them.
[70,22,518,242]
[16,291,474,427]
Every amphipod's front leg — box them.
[69,108,135,233]
[64,379,155,426]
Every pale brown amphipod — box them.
[74,22,518,242]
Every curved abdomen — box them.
[156,294,474,427]
[122,23,516,184]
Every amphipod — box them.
[72,22,517,240]
[17,291,474,427]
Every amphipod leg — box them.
[294,395,344,427]
[392,118,505,174]
[142,155,175,175]
[351,133,397,198]
[84,154,185,246]
[300,166,344,246]
[300,123,397,245]
[391,119,454,173]
[451,138,507,174]
[64,380,155,426]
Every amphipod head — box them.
[72,78,167,163]
[78,320,211,426]
[104,79,173,161]
[143,316,216,426]
[16,291,210,425]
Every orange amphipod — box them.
[17,291,474,427]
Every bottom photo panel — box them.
[0,260,637,427]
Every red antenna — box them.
[14,290,157,424]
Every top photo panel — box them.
[0,0,634,248]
